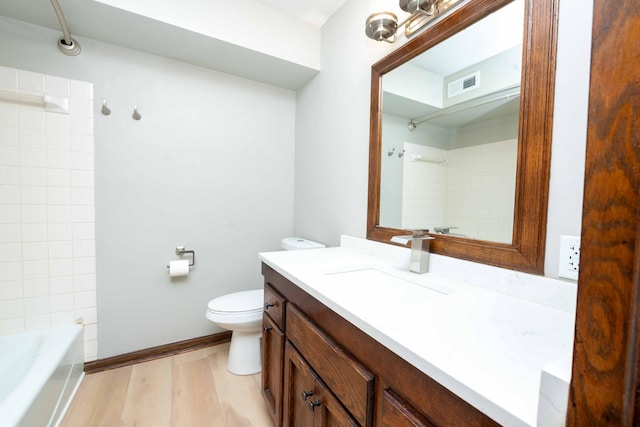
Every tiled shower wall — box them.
[0,66,97,361]
[401,139,517,243]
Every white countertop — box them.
[259,239,575,427]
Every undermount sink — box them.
[317,269,452,314]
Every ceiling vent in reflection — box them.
[447,71,480,98]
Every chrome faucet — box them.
[390,230,435,274]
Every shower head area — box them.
[50,0,80,56]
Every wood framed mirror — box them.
[367,0,558,274]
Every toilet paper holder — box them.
[166,246,195,268]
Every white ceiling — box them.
[252,0,347,27]
[0,0,348,89]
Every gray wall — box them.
[0,17,295,357]
[294,0,592,278]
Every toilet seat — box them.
[206,289,263,316]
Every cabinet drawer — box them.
[286,304,375,427]
[264,283,286,330]
[381,389,435,427]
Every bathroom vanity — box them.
[259,237,575,427]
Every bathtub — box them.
[0,325,84,427]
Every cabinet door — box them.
[283,342,316,427]
[262,313,285,426]
[381,389,435,427]
[313,380,359,427]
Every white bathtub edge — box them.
[52,371,85,427]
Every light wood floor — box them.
[61,343,273,427]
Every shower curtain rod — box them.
[50,0,81,56]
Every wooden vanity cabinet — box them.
[262,263,500,427]
[262,284,286,426]
[283,341,359,427]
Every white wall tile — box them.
[21,186,46,204]
[72,188,94,205]
[50,310,74,326]
[22,242,48,261]
[49,258,73,277]
[47,187,71,205]
[48,223,72,241]
[25,314,50,330]
[50,276,73,294]
[46,150,71,169]
[0,205,20,223]
[46,112,70,133]
[72,240,95,258]
[48,205,72,223]
[70,152,93,170]
[0,243,21,262]
[74,306,96,324]
[71,206,94,223]
[0,186,20,204]
[23,278,49,297]
[23,260,48,280]
[70,98,93,118]
[21,167,46,186]
[74,274,95,291]
[84,339,97,361]
[47,168,71,187]
[0,318,24,334]
[19,128,45,148]
[0,126,19,146]
[21,205,47,223]
[0,298,24,319]
[69,80,92,100]
[0,262,22,281]
[17,70,44,95]
[74,291,96,309]
[0,280,23,300]
[45,75,69,96]
[19,147,46,167]
[24,295,49,316]
[84,323,97,340]
[0,146,19,166]
[70,134,93,153]
[50,293,73,312]
[72,223,94,240]
[45,131,70,151]
[0,224,21,242]
[48,240,72,259]
[71,170,93,187]
[0,66,18,92]
[19,109,45,130]
[3,67,95,360]
[0,105,19,127]
[0,166,20,185]
[73,257,95,275]
[21,223,47,241]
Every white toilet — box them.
[205,237,325,375]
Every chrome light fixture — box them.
[365,0,463,43]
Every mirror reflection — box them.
[379,0,524,243]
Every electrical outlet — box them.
[559,235,581,280]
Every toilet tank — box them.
[281,237,325,251]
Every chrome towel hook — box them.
[132,105,142,121]
[101,100,111,116]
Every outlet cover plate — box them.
[559,235,580,280]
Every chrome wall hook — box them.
[387,148,395,157]
[398,149,405,158]
[101,100,111,116]
[132,105,142,120]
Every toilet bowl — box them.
[206,237,324,375]
[206,289,263,375]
